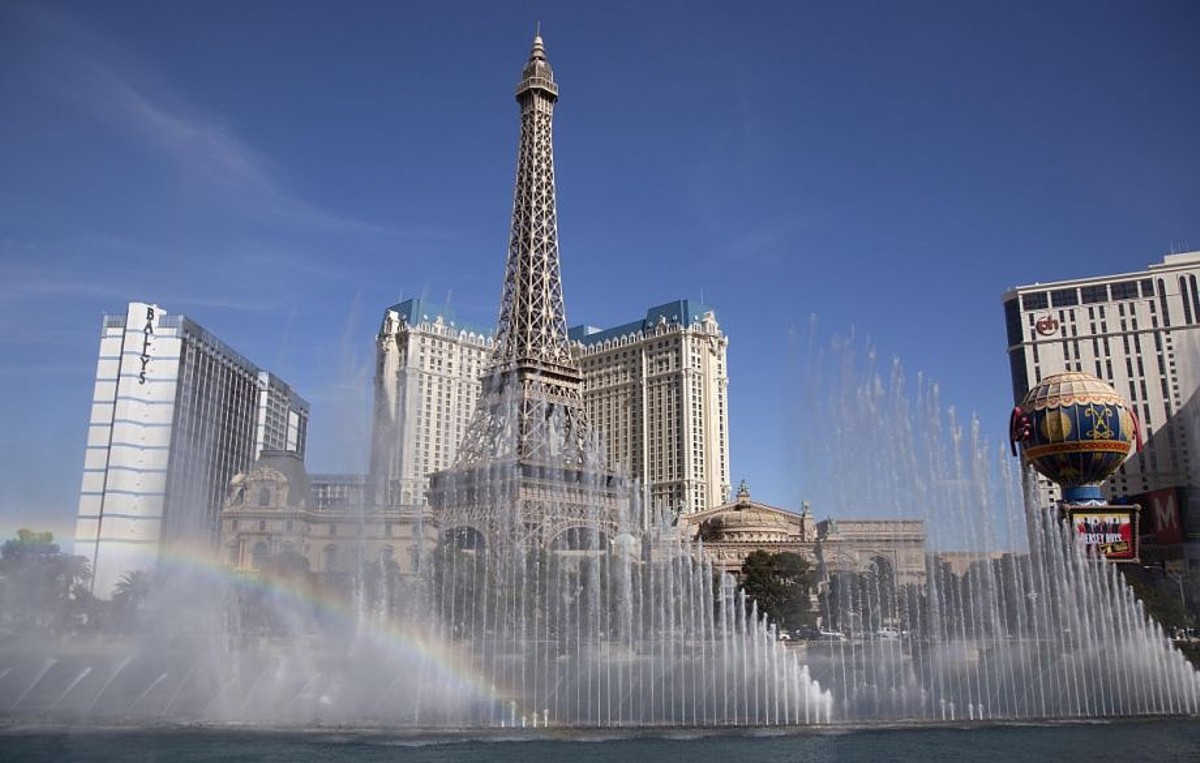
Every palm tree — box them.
[112,569,153,631]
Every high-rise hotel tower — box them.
[1003,253,1200,515]
[370,298,494,507]
[75,302,308,596]
[572,301,731,515]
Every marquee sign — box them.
[1065,506,1140,563]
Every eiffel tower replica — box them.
[428,33,628,551]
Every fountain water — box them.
[1,334,1198,726]
[794,328,1200,720]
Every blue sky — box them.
[2,1,1198,543]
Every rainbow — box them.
[147,542,523,720]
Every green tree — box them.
[1122,565,1193,631]
[739,550,815,634]
[111,569,154,632]
[0,529,92,636]
[113,569,153,610]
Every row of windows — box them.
[1021,279,1154,311]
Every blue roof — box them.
[568,299,715,346]
[387,298,494,337]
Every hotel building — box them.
[75,302,308,597]
[369,299,731,515]
[1002,252,1200,542]
[571,300,731,515]
[369,298,494,507]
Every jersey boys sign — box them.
[1066,507,1140,563]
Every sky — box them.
[2,0,1198,544]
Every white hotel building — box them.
[75,302,308,597]
[1002,252,1200,532]
[369,299,494,508]
[570,300,731,515]
[369,298,731,516]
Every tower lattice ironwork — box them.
[430,33,625,548]
[455,33,595,468]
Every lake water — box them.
[2,719,1199,762]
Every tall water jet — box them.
[795,330,1200,720]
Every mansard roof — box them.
[568,299,717,347]
[247,449,311,507]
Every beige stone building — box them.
[814,516,928,590]
[370,299,494,508]
[572,300,731,517]
[682,482,818,576]
[221,450,436,582]
[679,482,927,588]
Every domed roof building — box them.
[680,481,817,576]
[679,482,925,589]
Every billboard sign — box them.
[1129,487,1184,546]
[1066,506,1140,563]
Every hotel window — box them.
[1022,292,1049,311]
[1050,289,1078,307]
[1110,281,1139,300]
[251,542,268,570]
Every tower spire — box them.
[455,32,593,467]
[492,30,563,366]
[430,34,625,555]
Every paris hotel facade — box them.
[369,297,732,518]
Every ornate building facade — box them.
[679,482,927,588]
[571,301,731,515]
[814,516,927,589]
[370,299,493,507]
[221,450,435,582]
[369,297,731,517]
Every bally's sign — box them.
[138,305,157,384]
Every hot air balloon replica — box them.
[1009,371,1142,562]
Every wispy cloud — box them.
[0,253,129,302]
[162,296,283,313]
[724,217,812,262]
[10,5,438,239]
